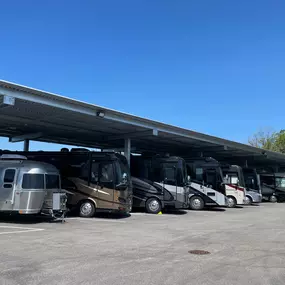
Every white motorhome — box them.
[222,165,246,208]
[185,157,228,210]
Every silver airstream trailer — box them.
[0,154,67,219]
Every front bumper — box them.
[251,194,262,203]
[247,192,262,204]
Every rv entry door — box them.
[0,168,17,208]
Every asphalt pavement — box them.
[0,203,284,285]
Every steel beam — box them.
[124,138,131,166]
[23,139,30,151]
[104,129,158,141]
[102,147,136,152]
[0,95,15,108]
[9,132,43,143]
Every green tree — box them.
[275,130,285,153]
[248,128,278,151]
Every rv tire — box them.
[269,195,277,203]
[79,200,96,218]
[245,196,252,205]
[145,198,161,214]
[189,196,204,210]
[227,196,237,208]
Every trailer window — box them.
[46,174,60,189]
[22,174,44,189]
[4,169,16,183]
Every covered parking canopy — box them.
[0,79,285,169]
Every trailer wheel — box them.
[79,200,96,218]
[245,196,252,205]
[145,198,161,214]
[269,195,277,203]
[189,196,204,210]
[227,196,237,208]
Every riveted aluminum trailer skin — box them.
[0,155,66,217]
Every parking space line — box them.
[66,218,126,223]
[130,213,179,217]
[0,226,45,235]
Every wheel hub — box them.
[193,198,201,207]
[245,197,251,205]
[228,198,235,207]
[81,203,92,215]
[149,200,159,212]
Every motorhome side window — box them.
[80,161,99,183]
[98,162,115,189]
[46,174,60,189]
[91,162,99,183]
[100,162,114,183]
[22,174,44,189]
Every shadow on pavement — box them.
[66,210,131,220]
[0,213,52,224]
[131,208,188,215]
[202,207,226,212]
[163,209,188,215]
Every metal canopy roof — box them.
[0,79,285,169]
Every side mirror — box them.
[223,177,229,184]
[116,172,128,190]
[122,172,128,183]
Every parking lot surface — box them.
[0,203,285,285]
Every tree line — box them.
[249,129,285,153]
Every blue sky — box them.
[0,0,284,151]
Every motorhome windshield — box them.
[244,172,259,191]
[160,160,187,186]
[224,171,239,184]
[275,176,285,188]
[116,159,131,184]
[156,162,176,184]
